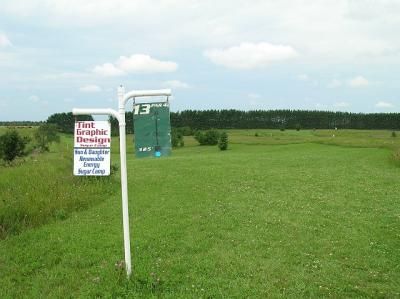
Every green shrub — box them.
[34,124,60,152]
[295,124,301,131]
[172,135,178,147]
[218,132,228,150]
[205,130,220,145]
[255,132,259,137]
[176,126,194,136]
[0,130,29,162]
[194,129,220,145]
[392,131,397,137]
[194,131,203,144]
[171,129,184,148]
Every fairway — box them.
[1,131,399,298]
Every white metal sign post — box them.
[72,86,171,277]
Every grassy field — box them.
[0,127,119,238]
[0,128,399,298]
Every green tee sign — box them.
[133,102,172,158]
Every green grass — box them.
[229,129,400,149]
[0,130,119,238]
[1,129,400,297]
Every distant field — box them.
[0,128,399,297]
[226,129,400,149]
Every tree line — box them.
[4,110,398,134]
[54,109,400,135]
[108,110,400,134]
[170,110,400,130]
[0,121,44,127]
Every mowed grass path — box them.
[1,141,400,297]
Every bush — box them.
[171,133,179,148]
[295,124,301,131]
[392,131,397,137]
[34,124,60,152]
[255,132,259,137]
[194,129,220,145]
[171,129,184,148]
[218,132,228,150]
[0,130,29,162]
[176,126,194,136]
[194,131,202,144]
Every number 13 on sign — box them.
[133,104,150,115]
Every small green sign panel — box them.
[133,102,171,158]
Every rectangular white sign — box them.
[73,121,111,176]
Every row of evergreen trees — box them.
[170,110,400,130]
[47,112,93,133]
[109,110,400,134]
[82,110,400,134]
[5,110,397,134]
[0,121,43,127]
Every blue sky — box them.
[0,0,399,121]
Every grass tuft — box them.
[391,148,400,166]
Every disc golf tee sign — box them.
[72,87,172,277]
[133,102,171,158]
[73,121,111,176]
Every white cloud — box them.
[248,93,261,99]
[297,74,309,81]
[37,72,92,81]
[375,101,394,108]
[93,54,177,77]
[204,42,298,69]
[333,101,350,108]
[2,1,400,64]
[116,54,177,73]
[162,80,190,89]
[348,76,369,88]
[28,95,40,102]
[327,79,342,88]
[28,95,47,106]
[0,99,7,107]
[0,33,12,47]
[93,63,125,77]
[79,84,102,92]
[315,103,328,110]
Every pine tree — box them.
[218,132,228,151]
